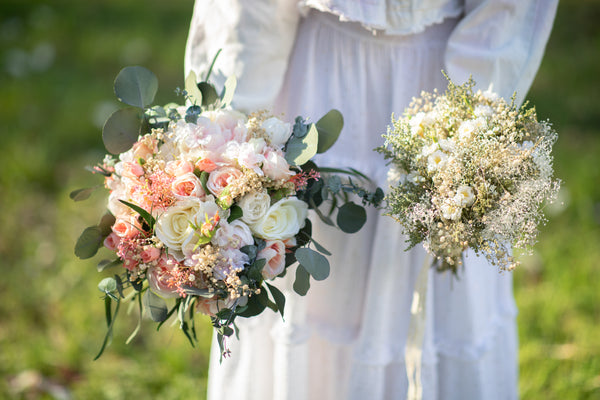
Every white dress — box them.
[185,1,557,399]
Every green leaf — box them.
[325,175,342,194]
[295,248,330,281]
[220,75,237,108]
[285,123,318,167]
[236,293,267,318]
[310,237,331,256]
[75,226,104,259]
[69,186,99,202]
[256,287,277,312]
[182,286,216,298]
[199,82,219,108]
[198,170,210,195]
[114,66,158,109]
[97,258,122,272]
[184,71,203,105]
[337,202,367,233]
[293,265,311,296]
[98,213,116,237]
[227,205,243,223]
[266,282,286,319]
[94,295,120,360]
[316,109,343,153]
[144,290,168,322]
[126,292,143,345]
[119,200,155,230]
[98,277,117,294]
[102,107,142,155]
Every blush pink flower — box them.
[262,148,294,181]
[132,138,158,161]
[122,161,145,179]
[103,232,121,251]
[166,160,194,177]
[206,166,243,196]
[147,254,180,298]
[258,240,286,280]
[171,172,206,200]
[112,216,141,239]
[140,246,161,264]
[195,158,218,173]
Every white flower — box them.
[440,199,462,221]
[238,190,271,225]
[454,185,475,207]
[155,199,201,254]
[407,172,426,183]
[421,142,439,157]
[410,112,426,136]
[262,117,292,147]
[250,197,308,240]
[211,219,254,249]
[427,150,448,172]
[474,104,494,118]
[457,117,486,141]
[438,138,456,153]
[387,165,407,186]
[213,248,249,280]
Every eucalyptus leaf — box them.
[266,282,286,318]
[184,71,203,105]
[144,290,168,322]
[97,258,122,272]
[75,226,104,259]
[292,116,309,138]
[237,293,267,318]
[98,277,117,294]
[102,107,142,154]
[220,75,237,107]
[316,109,343,153]
[199,82,219,108]
[293,265,311,296]
[285,123,318,167]
[326,175,342,194]
[310,237,332,256]
[185,105,202,124]
[337,202,367,234]
[98,213,116,237]
[114,66,158,109]
[182,286,216,298]
[295,248,330,281]
[69,186,99,202]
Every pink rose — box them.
[258,240,286,280]
[262,148,293,181]
[195,158,218,173]
[206,166,243,196]
[140,246,161,263]
[171,172,206,200]
[147,254,180,298]
[112,216,140,239]
[166,160,194,176]
[103,232,120,251]
[122,161,145,179]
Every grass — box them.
[0,0,599,399]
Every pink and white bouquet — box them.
[377,76,559,273]
[73,66,382,359]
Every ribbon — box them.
[405,254,431,400]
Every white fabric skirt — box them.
[207,11,518,400]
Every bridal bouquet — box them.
[377,76,559,273]
[73,66,382,359]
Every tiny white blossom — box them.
[454,185,475,207]
[427,150,448,172]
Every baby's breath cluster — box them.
[378,77,559,272]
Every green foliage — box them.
[114,66,158,109]
[295,248,330,281]
[102,107,143,154]
[293,265,311,296]
[336,202,367,234]
[316,109,343,153]
[285,123,319,166]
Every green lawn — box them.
[0,1,598,399]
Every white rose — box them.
[238,190,271,225]
[250,197,308,240]
[440,198,462,221]
[211,219,254,249]
[454,185,475,207]
[155,199,200,253]
[427,150,448,172]
[262,117,292,147]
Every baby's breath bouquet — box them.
[377,77,559,273]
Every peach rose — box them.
[206,166,243,197]
[171,172,206,200]
[103,232,120,251]
[258,240,286,279]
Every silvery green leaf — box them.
[114,66,158,109]
[285,124,318,167]
[74,226,103,259]
[293,265,310,296]
[316,109,343,153]
[337,202,367,233]
[69,186,99,202]
[102,107,142,154]
[184,71,203,105]
[144,290,168,322]
[295,248,330,281]
[98,277,117,294]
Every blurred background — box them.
[0,0,598,399]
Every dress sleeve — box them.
[184,0,300,112]
[444,0,558,104]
